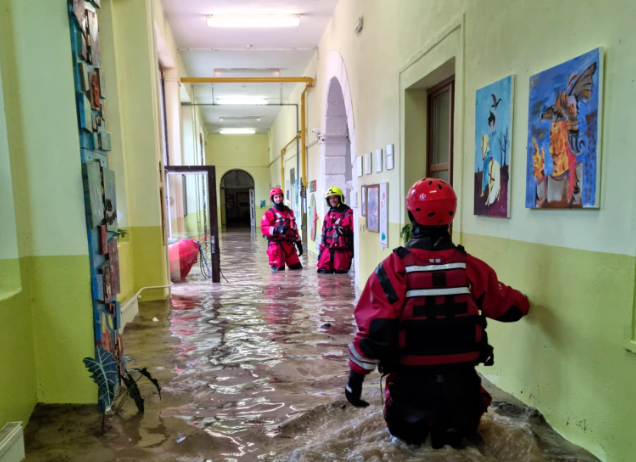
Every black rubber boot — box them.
[316,268,332,274]
[288,263,303,270]
[271,265,285,271]
[334,269,349,274]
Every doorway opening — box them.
[221,169,256,228]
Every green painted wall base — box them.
[464,233,636,462]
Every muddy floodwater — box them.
[24,230,599,462]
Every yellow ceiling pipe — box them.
[280,133,301,191]
[180,76,315,189]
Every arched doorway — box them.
[319,51,358,286]
[221,170,255,228]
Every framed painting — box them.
[360,185,367,217]
[474,75,514,217]
[386,144,394,170]
[364,152,372,175]
[379,182,388,247]
[102,262,112,302]
[88,71,101,110]
[526,48,603,209]
[356,156,363,177]
[375,149,383,173]
[367,184,379,232]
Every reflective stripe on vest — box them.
[405,262,466,273]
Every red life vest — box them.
[322,206,353,249]
[394,246,493,368]
[268,207,298,242]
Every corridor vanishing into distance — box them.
[23,230,599,462]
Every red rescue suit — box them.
[317,205,354,272]
[260,206,301,269]
[348,242,529,444]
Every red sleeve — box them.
[466,253,529,322]
[343,209,354,232]
[349,253,407,375]
[260,210,275,237]
[319,216,328,251]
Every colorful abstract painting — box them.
[474,75,513,217]
[526,48,603,208]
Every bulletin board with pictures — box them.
[69,0,123,401]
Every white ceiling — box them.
[160,0,340,131]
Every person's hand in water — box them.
[345,370,369,408]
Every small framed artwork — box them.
[364,152,372,175]
[367,184,380,232]
[78,63,89,91]
[375,149,383,172]
[386,144,395,170]
[102,263,112,302]
[88,71,101,110]
[72,0,86,29]
[109,238,120,296]
[356,156,363,177]
[361,185,368,217]
[379,182,388,248]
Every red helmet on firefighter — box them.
[270,187,284,201]
[406,178,456,226]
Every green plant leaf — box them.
[132,367,162,399]
[399,223,413,246]
[121,372,145,413]
[83,347,119,411]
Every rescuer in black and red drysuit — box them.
[317,186,355,274]
[345,178,529,448]
[260,187,303,271]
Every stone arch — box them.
[318,51,359,285]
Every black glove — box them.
[345,370,369,408]
[295,241,303,256]
[274,225,287,235]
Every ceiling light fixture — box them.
[220,128,256,135]
[219,116,262,121]
[207,14,301,28]
[213,68,281,77]
[216,98,268,105]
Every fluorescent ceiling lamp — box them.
[207,14,301,28]
[220,128,256,135]
[216,98,268,105]
[214,68,280,77]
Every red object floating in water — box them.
[168,239,199,281]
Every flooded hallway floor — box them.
[24,230,599,462]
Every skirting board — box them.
[119,295,139,334]
[0,422,25,462]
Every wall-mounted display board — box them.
[379,182,388,248]
[366,184,379,232]
[68,0,122,410]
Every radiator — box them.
[0,422,25,462]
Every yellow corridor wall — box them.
[269,0,636,460]
[206,134,271,228]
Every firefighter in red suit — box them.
[345,178,529,448]
[260,187,303,271]
[317,186,354,274]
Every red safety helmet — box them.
[270,187,284,201]
[406,178,457,226]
